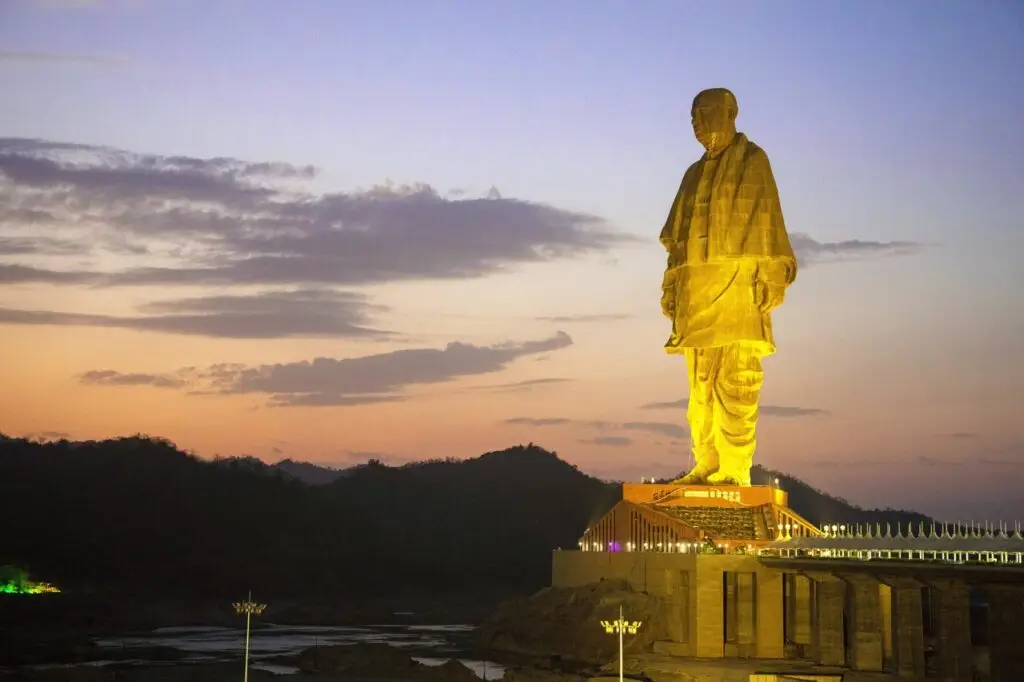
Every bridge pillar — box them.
[986,584,1024,682]
[783,572,814,656]
[804,571,845,667]
[793,572,814,651]
[930,579,972,682]
[755,569,785,659]
[693,559,724,657]
[882,576,926,679]
[736,571,756,657]
[841,573,885,671]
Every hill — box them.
[0,434,930,600]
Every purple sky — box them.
[1,0,1022,521]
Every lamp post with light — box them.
[233,592,266,682]
[600,605,642,682]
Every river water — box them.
[75,623,504,678]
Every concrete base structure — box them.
[842,573,884,671]
[559,484,1024,679]
[884,577,925,679]
[930,579,972,682]
[987,584,1024,682]
[553,551,797,662]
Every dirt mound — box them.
[477,580,670,666]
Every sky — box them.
[1,0,1022,521]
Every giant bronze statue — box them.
[660,88,797,487]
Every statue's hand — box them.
[755,261,788,312]
[661,268,678,318]
[757,280,786,312]
[661,287,675,318]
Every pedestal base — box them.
[623,483,788,508]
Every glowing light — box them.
[0,580,59,594]
[599,605,643,682]
[0,567,59,595]
[233,592,267,682]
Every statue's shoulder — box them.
[740,136,771,165]
[681,159,701,184]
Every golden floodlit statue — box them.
[660,88,797,487]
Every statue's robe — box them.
[659,133,797,485]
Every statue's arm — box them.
[748,150,796,310]
[659,167,696,318]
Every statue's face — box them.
[690,92,734,150]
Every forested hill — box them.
[0,434,929,598]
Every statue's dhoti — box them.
[665,260,775,486]
[685,343,763,486]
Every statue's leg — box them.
[707,342,764,487]
[671,347,720,484]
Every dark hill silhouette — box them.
[0,433,931,600]
[273,457,351,484]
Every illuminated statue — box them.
[660,88,797,486]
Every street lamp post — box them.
[600,605,642,682]
[233,591,267,682]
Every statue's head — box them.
[691,88,738,153]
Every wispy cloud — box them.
[79,331,574,407]
[0,50,127,66]
[23,430,72,441]
[639,397,828,417]
[468,377,572,392]
[504,416,688,440]
[535,313,632,323]
[0,138,629,291]
[26,0,142,9]
[80,369,188,389]
[579,436,633,447]
[0,290,391,339]
[790,233,926,265]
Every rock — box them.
[421,659,480,682]
[478,581,671,666]
[296,642,421,675]
[502,667,593,682]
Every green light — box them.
[0,566,60,595]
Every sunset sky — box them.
[2,0,1022,520]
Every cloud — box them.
[24,430,72,441]
[639,397,828,417]
[25,0,143,9]
[468,377,571,392]
[535,313,632,323]
[80,369,187,389]
[0,138,630,289]
[504,416,688,439]
[945,432,977,440]
[78,331,573,407]
[0,50,128,66]
[0,289,390,339]
[801,458,886,469]
[619,421,688,439]
[579,436,633,447]
[790,233,926,265]
[339,449,416,466]
[505,417,573,427]
[0,236,83,255]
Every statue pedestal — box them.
[577,483,815,550]
[623,483,788,509]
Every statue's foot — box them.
[707,471,749,486]
[669,467,711,485]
